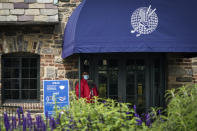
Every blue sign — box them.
[43,80,69,116]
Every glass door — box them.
[126,59,146,111]
[151,58,165,107]
[97,59,119,100]
[81,53,165,111]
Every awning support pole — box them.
[78,55,81,98]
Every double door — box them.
[81,53,166,111]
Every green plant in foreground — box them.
[54,92,146,131]
[151,84,197,131]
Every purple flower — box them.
[133,105,136,112]
[158,110,161,115]
[134,113,142,126]
[23,117,26,131]
[11,116,17,130]
[49,117,56,130]
[17,107,23,126]
[18,107,23,115]
[36,115,42,129]
[27,111,33,129]
[41,120,46,131]
[56,113,61,125]
[145,113,151,127]
[45,111,48,119]
[45,111,49,129]
[4,112,10,131]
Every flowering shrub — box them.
[0,94,150,131]
[2,84,197,131]
[55,93,150,131]
[2,107,47,131]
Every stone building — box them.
[0,0,197,113]
[0,0,80,113]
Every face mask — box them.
[83,75,89,80]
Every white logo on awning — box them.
[131,5,158,37]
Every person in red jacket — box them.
[75,72,99,101]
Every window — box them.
[2,53,40,102]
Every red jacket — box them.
[75,78,99,100]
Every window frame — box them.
[1,53,40,103]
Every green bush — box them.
[151,85,197,131]
[55,84,197,131]
[54,92,148,131]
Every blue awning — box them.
[62,0,197,58]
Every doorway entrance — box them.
[81,53,166,111]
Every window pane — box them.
[3,79,11,89]
[4,58,19,68]
[11,79,19,89]
[29,90,37,99]
[4,58,11,67]
[98,59,107,70]
[22,79,29,89]
[22,69,29,78]
[22,90,29,99]
[98,71,107,98]
[3,70,11,78]
[4,90,10,99]
[127,84,135,96]
[12,90,20,99]
[3,79,19,89]
[82,59,89,72]
[30,58,37,67]
[127,71,135,82]
[3,68,19,78]
[98,59,118,99]
[108,60,118,70]
[136,59,145,70]
[22,58,29,67]
[12,59,20,67]
[126,60,136,101]
[30,69,37,78]
[109,70,118,96]
[126,60,135,70]
[12,69,19,78]
[4,90,19,99]
[154,59,161,107]
[126,59,146,109]
[30,79,37,89]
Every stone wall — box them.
[0,0,80,112]
[167,53,196,90]
[0,0,58,23]
[192,57,197,83]
[0,25,77,112]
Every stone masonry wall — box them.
[0,0,81,113]
[0,0,58,23]
[167,53,196,90]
